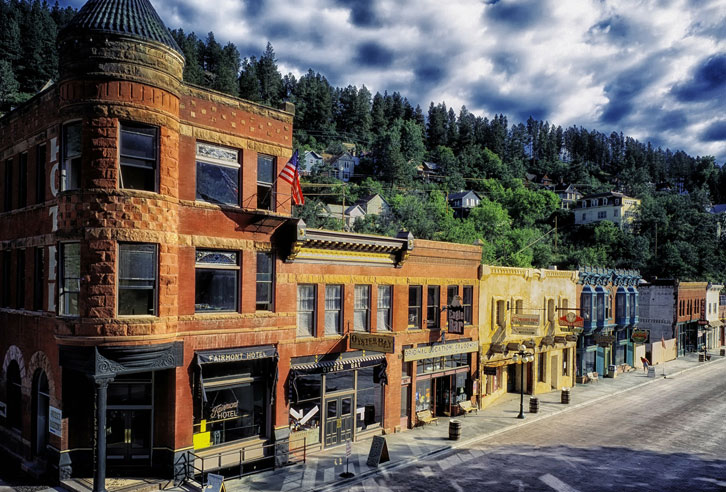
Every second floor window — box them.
[16,249,24,309]
[33,247,44,311]
[18,153,26,208]
[297,284,316,337]
[119,123,157,191]
[408,285,422,329]
[59,242,80,316]
[463,285,473,324]
[256,252,273,311]
[36,143,46,204]
[325,285,342,335]
[62,121,81,191]
[4,158,13,211]
[426,286,439,329]
[196,142,239,205]
[354,285,370,331]
[378,285,392,331]
[581,291,592,321]
[118,243,157,316]
[257,154,275,210]
[496,300,506,328]
[616,292,626,319]
[629,292,637,317]
[195,250,239,312]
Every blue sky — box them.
[60,0,726,164]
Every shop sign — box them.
[447,306,465,335]
[209,401,239,420]
[512,326,538,335]
[631,330,649,344]
[49,406,62,437]
[349,332,395,353]
[403,341,478,361]
[558,312,584,328]
[483,366,498,376]
[594,334,615,345]
[198,346,276,364]
[512,314,540,326]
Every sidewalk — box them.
[214,351,725,492]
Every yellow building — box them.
[478,266,579,409]
[574,192,640,230]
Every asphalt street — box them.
[344,363,726,492]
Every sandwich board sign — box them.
[366,435,390,467]
[204,473,225,492]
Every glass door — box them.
[323,395,354,447]
[107,410,152,464]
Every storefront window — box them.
[356,367,382,431]
[415,379,432,412]
[584,349,596,373]
[289,373,321,441]
[400,385,410,418]
[454,372,468,403]
[325,370,354,393]
[199,358,271,445]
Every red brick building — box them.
[675,282,707,356]
[0,0,481,488]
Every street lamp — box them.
[512,344,535,419]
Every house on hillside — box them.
[354,193,390,216]
[328,152,358,181]
[448,191,481,218]
[318,203,366,229]
[553,183,582,209]
[417,161,441,181]
[574,191,640,229]
[302,150,323,175]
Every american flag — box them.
[279,150,304,205]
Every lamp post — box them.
[512,344,535,419]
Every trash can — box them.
[561,388,571,404]
[699,353,705,362]
[720,348,725,356]
[449,419,462,440]
[529,397,539,414]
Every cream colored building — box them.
[478,266,579,409]
[706,283,723,350]
[575,192,640,229]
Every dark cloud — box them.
[491,51,521,76]
[332,0,380,27]
[671,53,726,102]
[600,56,669,124]
[483,0,549,29]
[701,120,726,142]
[414,65,447,86]
[470,84,550,122]
[265,21,325,46]
[354,42,394,67]
[654,110,688,132]
[244,0,265,17]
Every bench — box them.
[586,372,599,383]
[416,410,439,427]
[458,401,478,416]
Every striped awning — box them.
[291,353,386,373]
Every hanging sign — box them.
[349,332,395,353]
[447,306,465,335]
[49,406,62,437]
[558,312,584,329]
[631,330,649,344]
[512,314,540,326]
[366,435,390,467]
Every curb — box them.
[313,355,726,492]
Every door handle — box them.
[125,428,131,444]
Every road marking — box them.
[539,474,582,492]
[420,466,434,478]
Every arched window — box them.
[32,369,49,456]
[6,361,22,430]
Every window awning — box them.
[197,345,277,364]
[196,345,278,402]
[290,353,385,373]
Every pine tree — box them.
[257,42,283,106]
[238,57,261,102]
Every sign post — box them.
[340,440,355,478]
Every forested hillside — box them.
[3,0,726,282]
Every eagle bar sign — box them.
[349,333,395,354]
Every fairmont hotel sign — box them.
[403,341,478,362]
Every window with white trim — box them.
[119,123,157,191]
[195,250,239,312]
[196,142,240,205]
